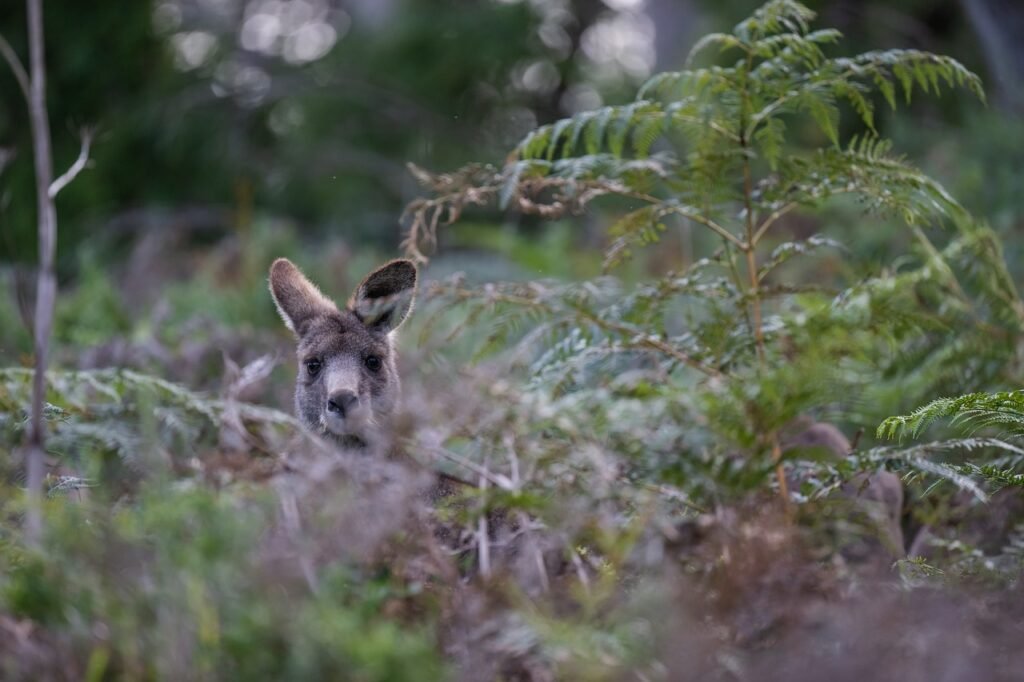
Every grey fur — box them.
[269,257,417,448]
[784,421,905,558]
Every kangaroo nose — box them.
[326,390,358,416]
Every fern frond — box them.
[941,223,1024,329]
[0,367,302,472]
[734,0,816,42]
[879,391,1024,441]
[604,206,666,270]
[770,137,966,226]
[748,48,982,141]
[836,50,985,105]
[637,67,734,104]
[517,102,665,162]
[809,437,1023,503]
[961,463,1024,489]
[685,32,743,65]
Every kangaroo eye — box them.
[305,359,322,376]
[364,355,382,372]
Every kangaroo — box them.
[269,257,508,552]
[269,257,417,450]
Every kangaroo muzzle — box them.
[321,365,371,437]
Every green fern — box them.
[0,367,301,479]
[403,0,1011,514]
[880,391,1024,442]
[407,0,982,273]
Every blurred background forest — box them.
[2,1,1024,680]
[1,0,1021,377]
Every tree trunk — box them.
[25,0,57,544]
[962,0,1024,112]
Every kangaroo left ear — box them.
[350,259,418,333]
[269,258,339,336]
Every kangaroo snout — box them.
[326,389,359,416]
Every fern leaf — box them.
[545,117,574,162]
[686,32,743,64]
[880,391,1024,442]
[754,117,786,169]
[802,92,840,146]
[585,107,614,156]
[735,0,815,42]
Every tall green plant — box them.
[404,0,1002,505]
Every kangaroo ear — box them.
[269,258,338,335]
[350,259,418,333]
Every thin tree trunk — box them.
[961,0,1024,112]
[25,0,57,544]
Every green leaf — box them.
[585,107,614,156]
[803,94,839,146]
[754,117,786,169]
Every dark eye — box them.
[305,359,322,376]
[364,355,382,372]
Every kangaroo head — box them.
[269,257,417,449]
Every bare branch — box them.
[49,127,94,198]
[0,33,29,102]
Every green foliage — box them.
[54,258,132,347]
[874,389,1024,500]
[880,391,1024,442]
[499,0,981,235]
[0,0,599,265]
[0,486,446,681]
[3,2,1024,678]
[405,0,1007,509]
[0,367,298,486]
[0,366,450,679]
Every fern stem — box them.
[741,160,765,364]
[770,432,791,511]
[751,201,798,253]
[739,42,789,512]
[742,155,790,509]
[737,44,765,364]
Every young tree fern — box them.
[404,0,1002,507]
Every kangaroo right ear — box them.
[350,259,418,333]
[269,258,338,335]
